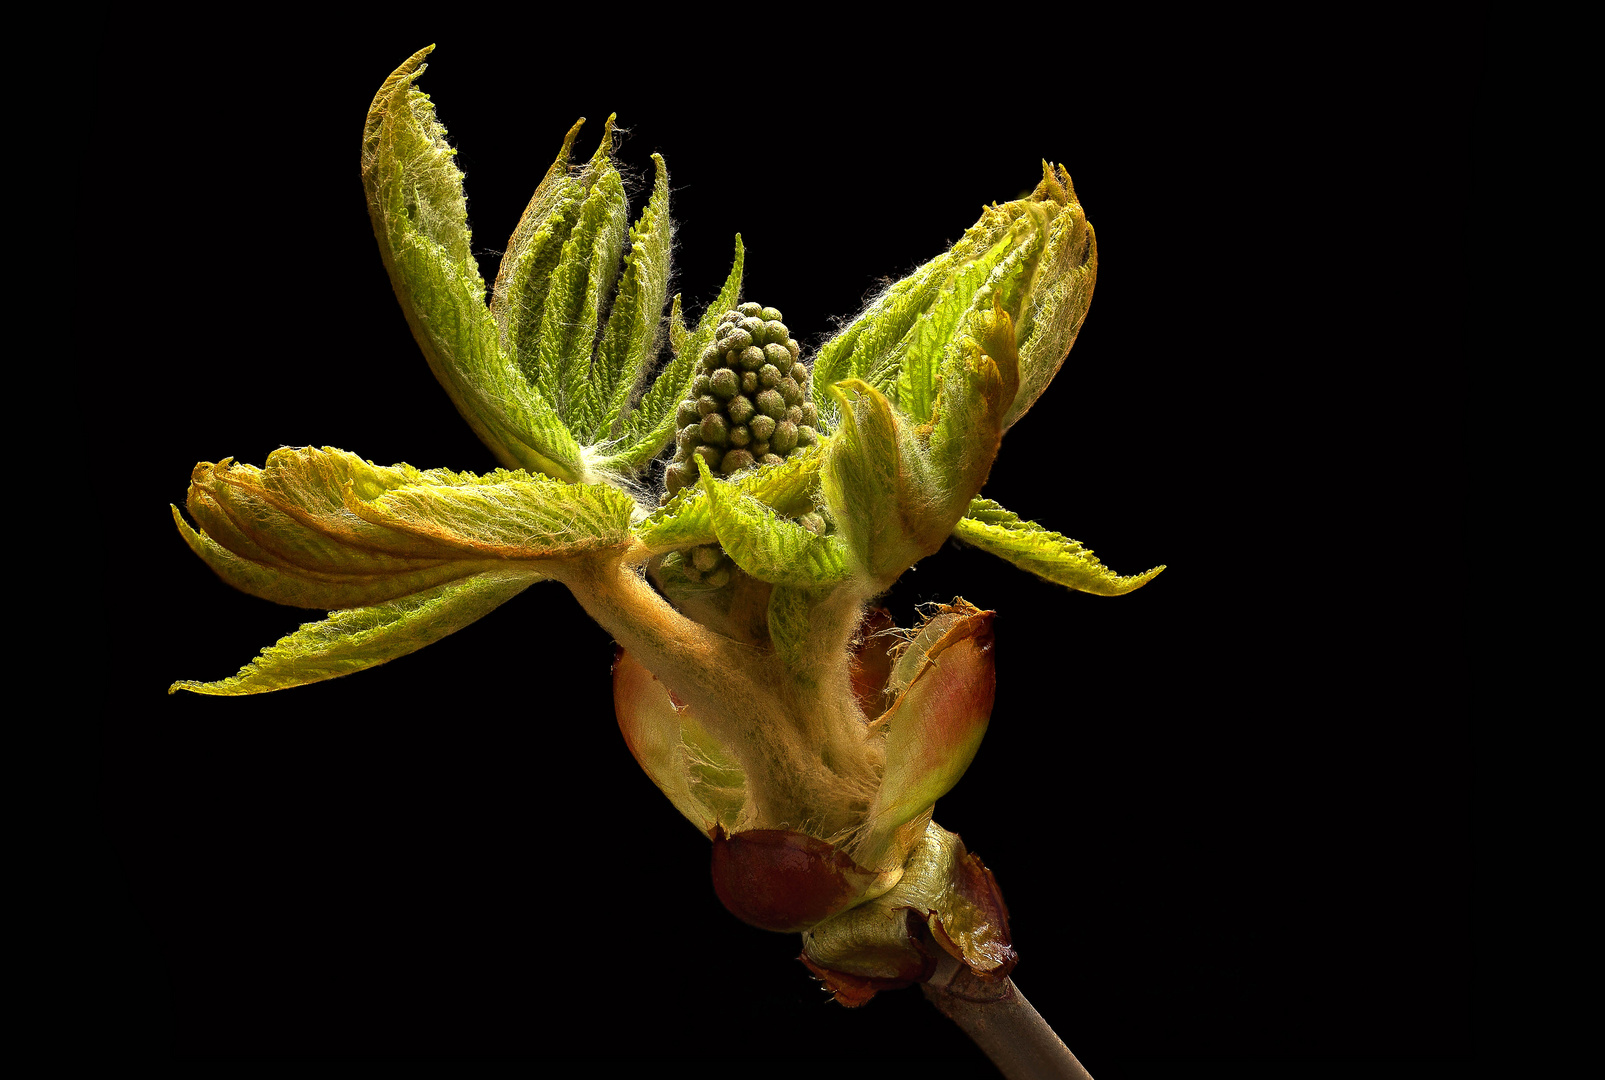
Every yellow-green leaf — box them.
[921,298,1020,522]
[492,117,588,391]
[603,236,746,472]
[1004,163,1098,431]
[823,380,921,584]
[348,474,635,558]
[362,46,582,481]
[531,121,630,435]
[954,498,1164,595]
[177,447,630,611]
[633,441,821,553]
[170,568,544,696]
[696,457,850,588]
[594,153,674,440]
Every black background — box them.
[94,7,1478,1074]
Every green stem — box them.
[555,551,860,827]
[921,961,1094,1080]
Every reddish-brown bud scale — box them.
[710,827,875,933]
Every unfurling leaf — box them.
[172,446,635,692]
[600,237,746,472]
[635,441,821,554]
[955,498,1164,595]
[696,456,851,588]
[362,46,582,481]
[1004,163,1099,430]
[821,309,1016,587]
[169,568,543,696]
[813,163,1094,436]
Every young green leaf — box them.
[954,498,1165,595]
[1004,163,1098,431]
[348,474,635,557]
[633,441,822,554]
[822,379,921,584]
[601,236,746,472]
[696,457,851,588]
[492,118,588,389]
[594,153,674,441]
[920,298,1021,523]
[170,568,545,696]
[362,46,583,481]
[812,202,1026,408]
[176,447,632,612]
[531,121,630,435]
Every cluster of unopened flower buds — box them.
[660,303,821,503]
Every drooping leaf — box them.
[176,447,631,611]
[696,457,851,588]
[954,498,1164,595]
[170,568,544,696]
[172,504,493,611]
[348,473,635,558]
[362,46,583,481]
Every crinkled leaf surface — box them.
[820,304,1017,586]
[1004,163,1098,431]
[812,163,1095,439]
[173,446,636,693]
[601,237,746,471]
[170,568,544,696]
[593,153,674,440]
[635,444,822,554]
[823,380,922,583]
[362,46,582,481]
[955,498,1164,595]
[528,123,630,436]
[695,457,851,588]
[177,446,633,609]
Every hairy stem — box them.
[556,549,873,828]
[922,963,1094,1080]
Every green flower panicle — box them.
[661,302,820,501]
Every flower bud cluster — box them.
[660,303,820,503]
